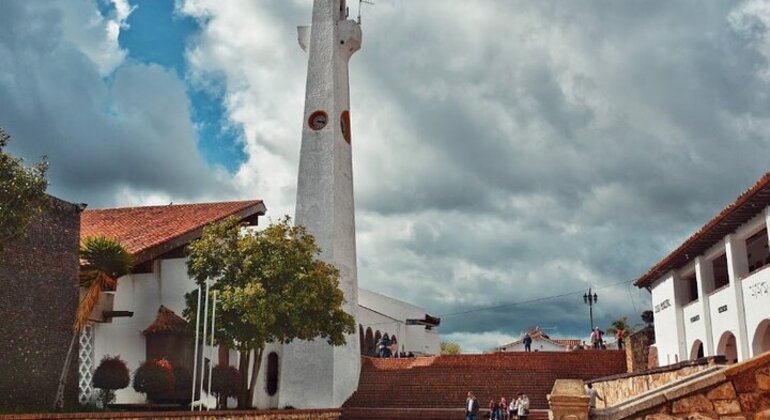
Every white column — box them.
[695,256,715,356]
[671,271,688,362]
[725,234,750,360]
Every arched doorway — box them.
[690,340,704,360]
[359,325,365,355]
[752,319,770,356]
[717,331,738,363]
[365,327,374,355]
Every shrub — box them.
[133,359,174,403]
[172,365,193,402]
[92,356,130,408]
[203,365,241,408]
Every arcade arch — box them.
[717,331,738,363]
[752,319,770,356]
[690,340,704,360]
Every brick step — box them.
[340,407,550,420]
[344,353,627,413]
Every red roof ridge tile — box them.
[143,305,189,335]
[81,199,267,266]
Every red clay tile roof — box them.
[143,305,189,335]
[81,200,266,265]
[553,339,582,347]
[635,173,770,288]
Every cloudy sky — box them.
[3,0,770,352]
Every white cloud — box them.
[52,0,135,75]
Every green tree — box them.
[183,216,356,408]
[641,310,654,327]
[440,341,461,355]
[0,128,48,254]
[55,236,132,408]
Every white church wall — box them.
[357,290,440,356]
[742,267,770,357]
[93,258,212,404]
[651,273,683,366]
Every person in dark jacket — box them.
[465,391,480,420]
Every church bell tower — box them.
[279,0,362,408]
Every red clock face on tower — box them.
[308,110,328,131]
[340,111,351,144]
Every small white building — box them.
[357,289,440,356]
[493,328,582,352]
[635,173,770,366]
[78,200,440,406]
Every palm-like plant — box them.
[55,236,132,408]
[74,236,132,332]
[606,317,633,339]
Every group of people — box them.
[590,326,625,350]
[375,335,414,358]
[464,391,530,420]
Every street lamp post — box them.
[583,288,598,331]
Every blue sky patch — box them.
[114,0,246,173]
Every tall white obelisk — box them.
[279,0,361,408]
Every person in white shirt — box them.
[586,383,604,410]
[516,393,529,420]
[465,391,479,420]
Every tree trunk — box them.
[247,347,264,408]
[237,350,250,409]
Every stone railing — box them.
[592,351,770,420]
[587,356,726,407]
[548,379,589,420]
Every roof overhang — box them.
[634,173,770,289]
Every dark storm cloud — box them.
[349,0,770,349]
[0,1,236,207]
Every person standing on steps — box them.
[591,327,604,350]
[586,383,604,412]
[465,391,480,420]
[523,333,532,352]
[615,327,625,350]
[516,393,530,420]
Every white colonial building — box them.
[78,200,440,407]
[635,173,770,366]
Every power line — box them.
[359,278,638,329]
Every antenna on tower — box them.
[358,0,374,24]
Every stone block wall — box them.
[0,196,81,409]
[595,351,770,420]
[589,357,725,407]
[626,327,655,373]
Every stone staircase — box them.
[340,351,627,420]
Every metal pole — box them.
[207,291,217,411]
[589,301,594,331]
[190,285,202,411]
[198,281,210,411]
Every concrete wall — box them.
[0,196,81,409]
